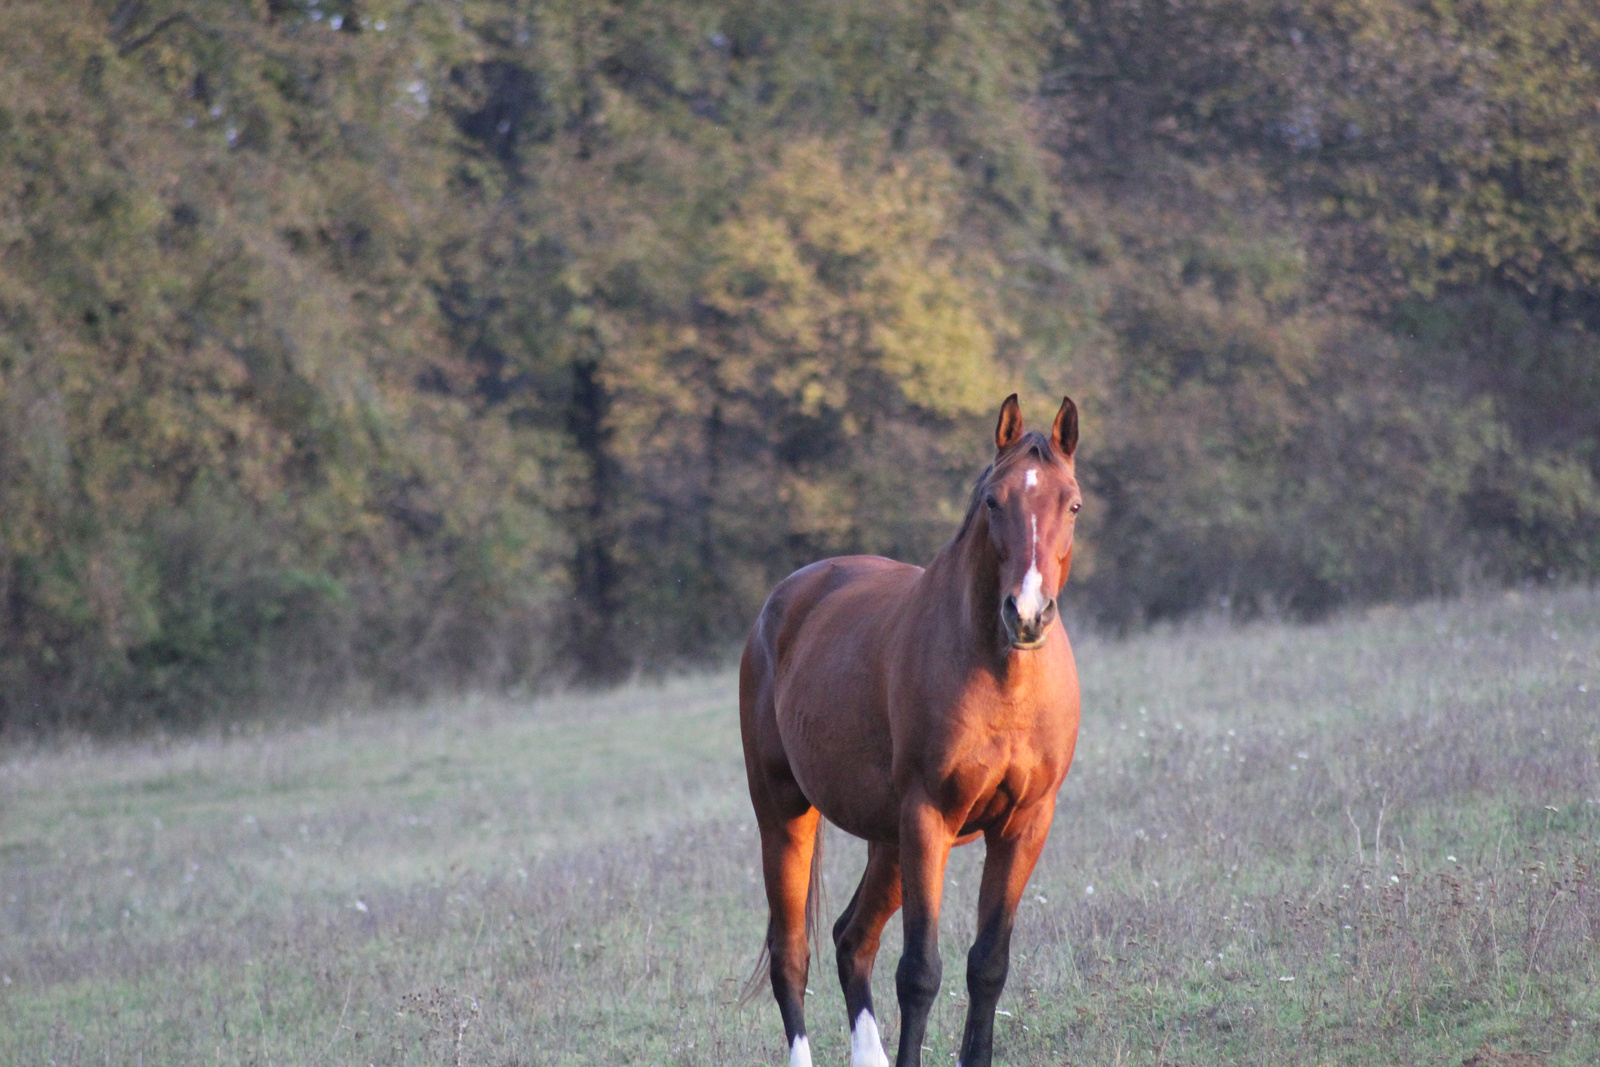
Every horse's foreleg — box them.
[760,805,822,1067]
[833,842,900,1067]
[955,802,1055,1067]
[893,799,953,1067]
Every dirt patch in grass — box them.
[1462,1045,1548,1067]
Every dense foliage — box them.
[2,0,1598,729]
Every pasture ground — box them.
[2,586,1598,1066]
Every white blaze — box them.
[1015,514,1047,621]
[789,1034,813,1067]
[850,1009,890,1067]
[1024,468,1038,489]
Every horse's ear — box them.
[995,394,1024,451]
[1052,396,1078,459]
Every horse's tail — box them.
[806,816,828,969]
[735,930,771,1008]
[737,817,828,1008]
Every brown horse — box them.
[740,395,1083,1067]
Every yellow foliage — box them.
[704,139,1003,420]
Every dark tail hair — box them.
[737,818,828,1007]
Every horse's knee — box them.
[895,940,943,1007]
[835,917,875,961]
[837,926,883,996]
[965,919,1013,1002]
[834,927,859,979]
[832,902,856,949]
[965,944,1010,1002]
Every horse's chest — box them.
[939,725,1065,819]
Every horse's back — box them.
[757,554,915,654]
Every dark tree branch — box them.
[116,11,220,58]
[108,0,147,43]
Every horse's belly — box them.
[756,557,920,840]
[775,680,901,840]
[771,604,905,841]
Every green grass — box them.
[2,587,1598,1065]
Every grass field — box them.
[2,586,1598,1066]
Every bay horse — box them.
[739,395,1083,1067]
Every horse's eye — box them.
[1069,502,1082,514]
[984,495,1000,512]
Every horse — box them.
[739,394,1084,1067]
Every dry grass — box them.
[1,587,1597,1065]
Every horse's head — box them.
[978,394,1081,651]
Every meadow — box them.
[1,585,1597,1066]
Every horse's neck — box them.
[917,525,1003,662]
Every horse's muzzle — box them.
[1001,594,1056,650]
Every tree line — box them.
[2,0,1597,730]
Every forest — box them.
[2,0,1598,730]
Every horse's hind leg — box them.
[741,619,821,1065]
[832,842,899,1067]
[757,800,821,1066]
